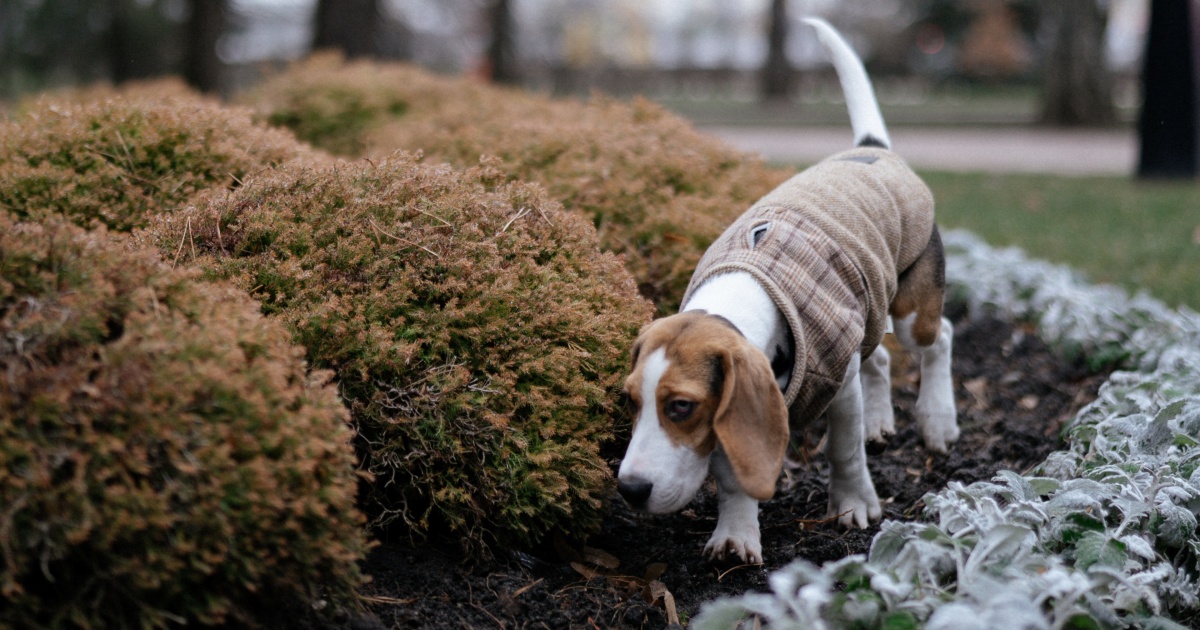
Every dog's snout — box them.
[617,477,654,509]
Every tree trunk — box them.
[487,0,520,84]
[761,0,792,101]
[313,0,380,59]
[184,0,225,94]
[1137,0,1197,178]
[108,0,135,84]
[1039,0,1115,126]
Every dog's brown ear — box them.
[712,344,789,501]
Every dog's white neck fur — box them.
[683,272,790,387]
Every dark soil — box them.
[316,305,1116,629]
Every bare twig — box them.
[368,217,439,258]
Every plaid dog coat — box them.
[681,146,935,423]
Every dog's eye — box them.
[665,399,697,422]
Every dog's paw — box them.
[704,534,762,565]
[918,412,960,453]
[828,480,882,529]
[704,526,763,565]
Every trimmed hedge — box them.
[0,213,366,628]
[0,83,327,232]
[144,152,654,554]
[243,55,789,311]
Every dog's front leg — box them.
[704,448,763,564]
[826,354,882,528]
[861,344,895,443]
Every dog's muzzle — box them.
[616,476,653,510]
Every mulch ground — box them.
[304,302,1120,629]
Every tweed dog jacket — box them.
[682,146,935,424]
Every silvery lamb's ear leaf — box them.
[1075,531,1128,571]
[1046,490,1104,519]
[1026,476,1062,496]
[869,521,914,564]
[994,470,1038,502]
[1038,451,1079,479]
[1153,501,1198,549]
[1174,433,1199,448]
[1140,401,1185,453]
[880,610,920,630]
[1175,400,1200,436]
[963,523,1034,577]
[1057,612,1103,630]
[1136,616,1192,630]
[1118,534,1157,562]
[925,602,988,630]
[696,597,768,628]
[1059,477,1117,500]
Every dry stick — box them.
[368,217,439,258]
[359,594,417,606]
[500,206,532,233]
[416,206,453,228]
[171,216,192,267]
[511,578,544,598]
[716,562,761,582]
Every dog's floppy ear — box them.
[712,344,789,501]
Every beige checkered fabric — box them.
[682,147,934,422]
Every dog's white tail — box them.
[802,17,891,149]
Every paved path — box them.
[699,125,1138,176]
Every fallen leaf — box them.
[964,377,990,409]
[643,563,668,582]
[581,545,621,570]
[645,580,680,626]
[570,562,603,580]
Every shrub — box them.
[0,213,367,629]
[0,83,327,233]
[243,56,789,311]
[143,152,654,555]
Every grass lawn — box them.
[921,170,1200,311]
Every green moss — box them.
[0,214,366,629]
[243,57,790,312]
[145,152,653,555]
[0,85,327,233]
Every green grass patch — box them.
[921,170,1200,310]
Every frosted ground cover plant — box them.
[696,232,1200,629]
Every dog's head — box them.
[616,311,789,513]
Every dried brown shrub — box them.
[243,56,790,311]
[0,213,366,629]
[0,84,328,233]
[143,152,654,555]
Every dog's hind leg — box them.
[890,226,959,453]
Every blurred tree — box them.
[1039,0,1114,126]
[184,0,226,94]
[313,0,381,58]
[1137,0,1197,178]
[1,0,183,99]
[487,0,520,84]
[761,0,792,101]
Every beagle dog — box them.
[616,19,958,564]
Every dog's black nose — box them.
[617,477,653,509]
